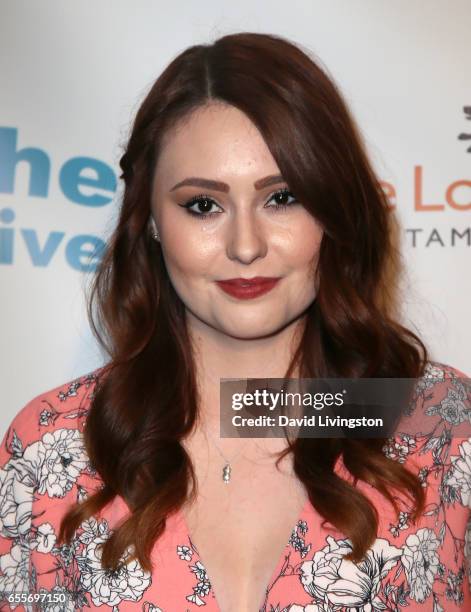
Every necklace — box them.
[202,425,251,483]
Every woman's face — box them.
[150,102,324,340]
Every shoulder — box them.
[384,359,470,504]
[382,360,470,451]
[410,359,470,433]
[0,366,107,534]
[421,359,469,381]
[386,358,471,454]
[375,360,471,604]
[0,366,106,469]
[0,368,108,596]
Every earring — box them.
[149,217,160,241]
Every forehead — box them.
[153,103,277,184]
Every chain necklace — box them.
[202,425,251,484]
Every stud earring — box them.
[149,216,160,241]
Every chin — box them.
[217,320,284,340]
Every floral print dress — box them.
[0,361,469,612]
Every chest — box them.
[180,439,308,612]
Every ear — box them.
[148,214,157,233]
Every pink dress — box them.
[0,361,470,611]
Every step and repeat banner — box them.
[1,0,470,429]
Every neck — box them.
[185,311,305,428]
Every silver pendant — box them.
[222,463,231,483]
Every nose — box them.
[225,208,268,265]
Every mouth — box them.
[215,277,281,300]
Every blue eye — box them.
[180,188,298,220]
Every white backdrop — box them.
[1,0,470,434]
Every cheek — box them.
[285,225,323,294]
[162,228,216,282]
[286,223,323,270]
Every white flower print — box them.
[389,510,411,537]
[57,380,81,401]
[37,585,76,611]
[424,363,446,381]
[36,429,88,497]
[425,387,471,426]
[299,537,345,600]
[142,604,164,612]
[0,541,30,596]
[1,364,469,610]
[401,527,440,603]
[186,592,207,606]
[0,428,87,535]
[77,516,103,546]
[289,520,311,559]
[190,558,211,586]
[0,458,35,539]
[186,559,211,606]
[383,433,416,463]
[76,518,152,607]
[31,522,56,553]
[299,535,402,610]
[408,363,446,402]
[177,544,193,561]
[443,439,471,508]
[39,408,54,427]
[465,517,471,585]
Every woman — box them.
[0,31,469,612]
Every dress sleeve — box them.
[453,431,471,595]
[428,363,471,596]
[466,513,471,592]
[0,370,104,612]
[0,395,43,611]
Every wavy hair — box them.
[57,31,428,570]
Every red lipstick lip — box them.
[215,277,281,300]
[217,277,280,286]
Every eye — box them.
[179,187,298,220]
[265,188,298,212]
[180,193,222,219]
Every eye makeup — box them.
[179,187,299,220]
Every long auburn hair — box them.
[57,31,428,570]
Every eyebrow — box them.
[169,174,286,193]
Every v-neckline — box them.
[175,493,312,612]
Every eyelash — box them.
[180,188,298,220]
